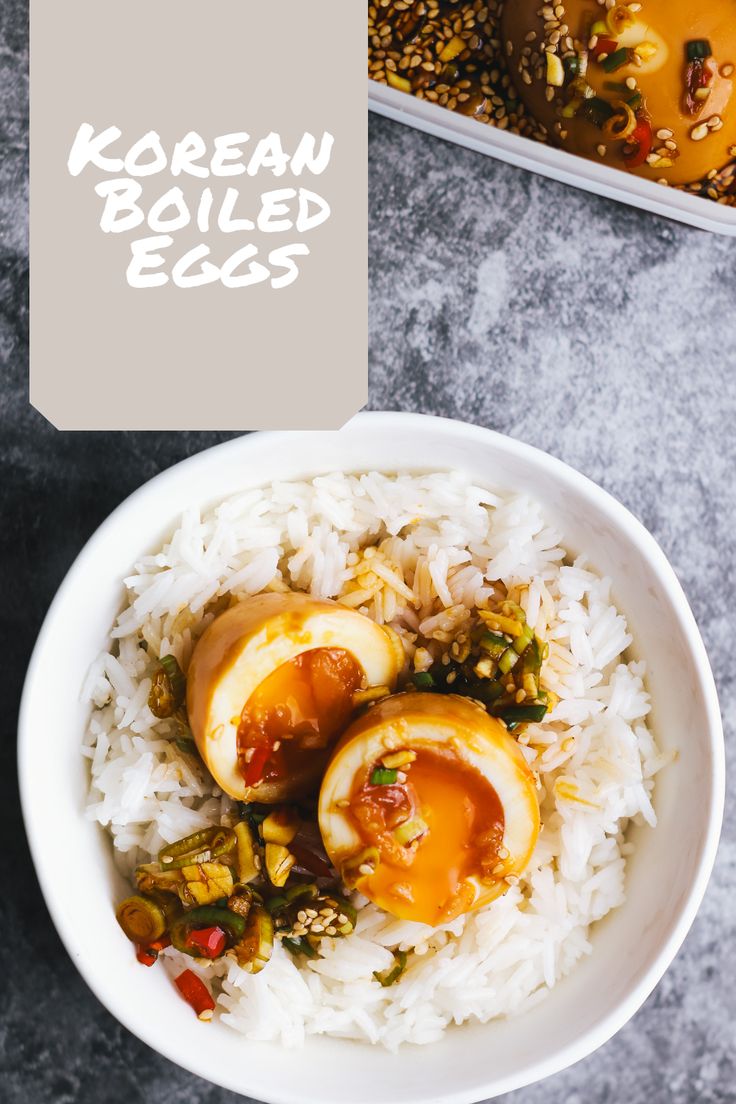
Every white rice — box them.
[82,471,667,1049]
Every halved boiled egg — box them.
[187,592,401,802]
[318,692,540,926]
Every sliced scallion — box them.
[498,648,521,675]
[511,623,534,655]
[159,826,236,871]
[231,904,274,974]
[393,817,428,846]
[116,895,167,944]
[686,39,711,61]
[497,703,548,725]
[577,96,615,127]
[282,936,318,959]
[148,655,186,718]
[374,950,408,987]
[170,906,246,956]
[480,631,509,656]
[370,767,398,786]
[601,47,630,72]
[464,679,505,705]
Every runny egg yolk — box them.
[237,648,363,788]
[349,748,505,926]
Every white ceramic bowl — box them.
[19,413,724,1104]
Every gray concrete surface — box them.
[1,0,734,1097]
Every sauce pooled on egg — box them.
[237,648,362,788]
[348,747,506,926]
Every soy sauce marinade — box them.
[367,0,736,205]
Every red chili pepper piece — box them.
[623,118,652,168]
[592,36,618,59]
[244,744,271,786]
[135,934,171,967]
[184,925,227,959]
[174,969,216,1020]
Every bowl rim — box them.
[18,412,725,1103]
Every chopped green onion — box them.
[116,895,167,944]
[496,703,548,726]
[480,631,508,656]
[175,735,198,755]
[498,648,520,675]
[464,679,505,705]
[512,623,534,655]
[148,655,186,718]
[522,637,544,677]
[231,904,274,974]
[686,39,711,61]
[506,601,526,621]
[341,847,380,888]
[239,804,267,823]
[159,826,236,870]
[267,883,319,916]
[374,950,408,987]
[393,817,428,846]
[601,47,629,72]
[282,936,318,959]
[411,671,435,689]
[331,894,358,932]
[627,92,642,110]
[170,906,246,956]
[577,95,615,127]
[370,767,398,786]
[284,882,319,904]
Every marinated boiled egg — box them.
[187,592,401,802]
[318,692,540,926]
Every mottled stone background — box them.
[2,0,734,1098]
